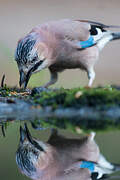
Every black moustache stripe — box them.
[25,60,45,88]
[31,60,45,72]
[32,140,45,152]
[26,131,45,152]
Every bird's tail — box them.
[94,154,120,179]
[111,32,120,41]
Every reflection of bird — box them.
[15,19,120,88]
[16,124,120,180]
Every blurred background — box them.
[0,0,120,88]
[0,1,120,180]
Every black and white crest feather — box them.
[15,35,36,64]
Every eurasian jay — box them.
[16,124,120,180]
[15,19,120,88]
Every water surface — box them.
[0,121,120,180]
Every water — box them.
[0,121,120,180]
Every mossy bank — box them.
[0,85,120,132]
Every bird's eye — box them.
[32,149,39,157]
[31,57,36,63]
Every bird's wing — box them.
[57,168,91,180]
[32,19,90,45]
[44,19,90,43]
[48,131,99,164]
[30,19,120,51]
[47,128,65,145]
[62,19,111,49]
[49,19,119,49]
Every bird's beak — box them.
[20,123,33,144]
[19,60,44,89]
[24,123,35,145]
[19,71,25,87]
[19,71,27,88]
[19,70,32,89]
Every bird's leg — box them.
[44,69,58,88]
[87,68,95,87]
[31,61,58,94]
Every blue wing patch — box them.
[80,161,95,172]
[77,36,95,48]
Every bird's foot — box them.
[31,86,51,95]
[31,86,59,95]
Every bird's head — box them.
[15,34,46,88]
[16,124,54,179]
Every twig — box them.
[1,74,5,87]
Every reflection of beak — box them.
[20,126,27,144]
[20,123,45,152]
[24,123,35,145]
[19,123,34,144]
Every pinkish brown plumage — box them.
[16,125,120,180]
[15,19,120,88]
[16,125,98,180]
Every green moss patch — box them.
[1,85,120,132]
[32,86,120,109]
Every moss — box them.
[29,86,120,131]
[31,117,120,133]
[1,85,120,131]
[32,86,120,109]
[1,85,120,111]
[0,86,29,97]
[1,85,120,108]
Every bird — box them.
[16,124,120,180]
[15,19,120,88]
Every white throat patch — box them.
[97,33,113,51]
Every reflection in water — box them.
[16,124,120,180]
